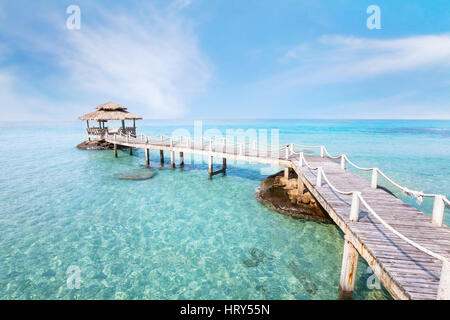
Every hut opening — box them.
[78,102,142,141]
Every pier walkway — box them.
[103,132,450,300]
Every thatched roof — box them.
[95,102,127,111]
[78,102,143,121]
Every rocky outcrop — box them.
[255,171,332,223]
[76,140,121,150]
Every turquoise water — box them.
[0,120,448,300]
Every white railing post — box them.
[299,152,304,167]
[341,155,346,170]
[320,146,325,158]
[371,168,378,189]
[350,192,361,222]
[285,146,289,160]
[316,167,322,187]
[432,195,445,227]
[438,259,450,300]
[239,143,243,155]
[290,143,294,155]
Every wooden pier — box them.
[102,132,450,300]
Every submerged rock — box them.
[114,170,156,181]
[255,171,332,223]
[77,139,120,150]
[242,248,274,268]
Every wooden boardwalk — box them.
[103,133,450,300]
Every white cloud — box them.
[59,5,210,118]
[276,34,450,86]
[0,3,210,120]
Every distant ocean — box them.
[0,119,448,299]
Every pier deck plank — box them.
[105,134,449,300]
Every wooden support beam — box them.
[208,156,213,178]
[298,175,305,194]
[160,150,164,166]
[180,152,184,167]
[338,237,359,300]
[145,148,150,167]
[284,167,290,179]
[129,147,133,156]
[223,158,227,175]
[114,144,118,158]
[170,151,175,169]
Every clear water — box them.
[0,119,448,300]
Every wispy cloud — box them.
[0,2,210,120]
[276,34,450,86]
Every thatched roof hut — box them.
[78,102,142,121]
[78,102,142,140]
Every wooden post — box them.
[338,237,359,300]
[180,152,184,167]
[350,192,361,222]
[222,158,227,175]
[371,168,378,189]
[320,146,325,158]
[114,144,118,158]
[160,150,164,166]
[298,176,305,194]
[316,167,322,187]
[121,120,125,130]
[341,155,346,170]
[145,148,150,167]
[129,147,133,156]
[437,259,450,300]
[432,195,445,227]
[284,168,289,179]
[208,156,213,178]
[170,151,175,169]
[299,152,304,167]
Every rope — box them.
[320,168,354,196]
[358,195,447,262]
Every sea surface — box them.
[0,119,448,300]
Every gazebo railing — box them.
[87,128,108,136]
[87,127,136,137]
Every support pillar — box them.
[114,144,118,158]
[129,147,133,156]
[284,167,290,179]
[145,148,150,167]
[338,237,359,300]
[170,151,175,169]
[222,158,227,175]
[160,150,164,166]
[208,156,213,178]
[298,176,305,194]
[180,152,184,167]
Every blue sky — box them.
[0,0,449,120]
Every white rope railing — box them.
[292,143,449,225]
[296,153,449,298]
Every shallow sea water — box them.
[0,119,448,300]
